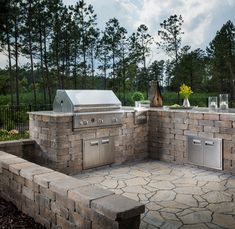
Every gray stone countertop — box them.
[28,111,74,116]
[148,107,235,114]
[28,107,235,116]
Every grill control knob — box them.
[98,119,103,124]
[83,120,88,125]
[79,121,83,125]
[112,117,118,123]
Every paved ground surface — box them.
[73,160,235,229]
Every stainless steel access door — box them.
[83,139,100,169]
[188,136,222,170]
[188,137,203,166]
[204,139,222,170]
[99,137,114,166]
[83,137,114,169]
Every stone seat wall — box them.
[0,151,144,229]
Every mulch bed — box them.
[0,197,45,229]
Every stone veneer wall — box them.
[0,139,35,161]
[29,111,148,174]
[148,110,235,173]
[0,151,144,229]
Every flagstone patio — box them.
[73,160,235,229]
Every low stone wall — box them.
[29,111,148,174]
[0,151,144,229]
[0,139,35,159]
[148,110,235,173]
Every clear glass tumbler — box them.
[219,94,229,110]
[208,96,218,110]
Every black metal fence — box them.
[0,104,52,134]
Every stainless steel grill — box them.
[53,90,123,129]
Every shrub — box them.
[0,129,29,141]
[131,92,145,103]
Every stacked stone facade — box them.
[29,110,148,174]
[148,109,235,173]
[0,151,144,229]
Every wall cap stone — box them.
[91,194,145,221]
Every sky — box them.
[0,0,234,68]
[63,0,235,64]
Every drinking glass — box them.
[208,96,218,110]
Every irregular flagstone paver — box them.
[129,169,151,177]
[143,211,165,227]
[73,160,235,229]
[149,181,175,190]
[160,207,182,214]
[172,178,197,186]
[179,210,212,224]
[151,174,179,181]
[212,213,235,228]
[160,201,189,209]
[174,186,203,195]
[205,223,225,229]
[125,177,148,186]
[175,194,198,207]
[202,191,232,203]
[202,181,226,191]
[122,192,139,201]
[100,179,118,189]
[196,175,221,182]
[122,185,150,194]
[181,223,210,229]
[225,178,235,188]
[150,190,176,202]
[160,211,179,221]
[207,202,235,213]
[161,220,182,229]
[146,202,163,211]
[79,175,105,184]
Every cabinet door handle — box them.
[102,139,109,144]
[205,141,214,146]
[90,141,99,146]
[193,139,201,145]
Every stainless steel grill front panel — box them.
[73,111,123,129]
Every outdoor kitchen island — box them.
[29,105,235,175]
[28,108,148,174]
[148,107,235,173]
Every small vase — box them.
[183,98,190,107]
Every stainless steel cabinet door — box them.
[83,139,99,169]
[99,137,114,165]
[203,139,222,170]
[188,137,203,166]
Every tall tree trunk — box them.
[39,26,47,104]
[82,47,86,89]
[14,18,19,105]
[55,31,61,89]
[90,46,95,88]
[43,27,52,104]
[73,44,77,89]
[6,20,13,105]
[104,53,107,89]
[28,1,36,105]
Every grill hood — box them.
[53,90,122,113]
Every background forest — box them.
[0,0,235,107]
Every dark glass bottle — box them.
[149,80,163,107]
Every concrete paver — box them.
[73,160,235,228]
